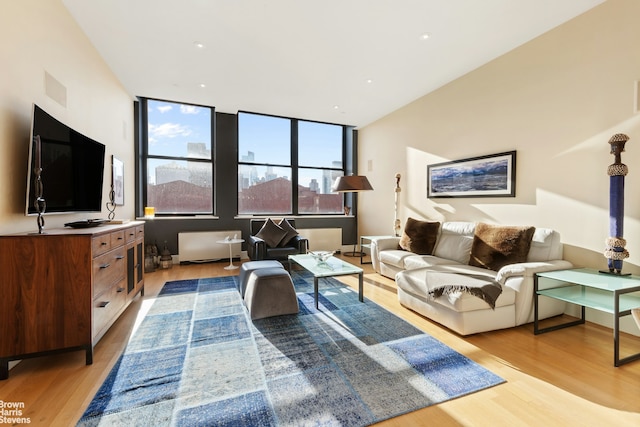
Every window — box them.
[142,98,213,215]
[238,112,344,215]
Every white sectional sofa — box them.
[370,221,573,335]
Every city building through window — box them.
[143,99,213,215]
[238,112,344,215]
[138,100,349,217]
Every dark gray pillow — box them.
[255,218,287,248]
[277,219,299,247]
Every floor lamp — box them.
[332,175,374,257]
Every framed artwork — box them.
[112,156,124,206]
[427,151,516,198]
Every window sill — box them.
[234,214,354,220]
[136,215,220,221]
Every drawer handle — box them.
[129,233,135,237]
[117,287,125,293]
[100,263,111,269]
[98,301,110,308]
[117,236,124,240]
[101,242,108,246]
[115,255,125,260]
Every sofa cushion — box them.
[255,218,287,248]
[403,255,461,270]
[469,223,535,271]
[527,228,562,262]
[380,250,415,269]
[398,218,440,254]
[277,218,299,247]
[433,222,476,264]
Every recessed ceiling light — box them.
[194,41,205,48]
[199,83,206,88]
[420,33,431,40]
[333,105,339,109]
[366,79,373,84]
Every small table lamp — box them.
[332,175,373,256]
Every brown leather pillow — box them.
[255,218,287,248]
[469,223,535,271]
[398,218,440,254]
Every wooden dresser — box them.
[0,221,145,379]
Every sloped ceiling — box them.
[63,0,604,127]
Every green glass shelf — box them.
[537,285,640,314]
[536,268,640,292]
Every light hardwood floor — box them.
[1,257,639,426]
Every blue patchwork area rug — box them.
[77,272,504,426]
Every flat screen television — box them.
[26,104,106,215]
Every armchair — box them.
[247,218,308,261]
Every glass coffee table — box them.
[288,254,364,309]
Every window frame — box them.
[237,111,347,216]
[138,97,215,217]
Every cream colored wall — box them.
[0,0,134,235]
[358,0,640,333]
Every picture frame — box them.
[427,151,516,198]
[112,156,124,206]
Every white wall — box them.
[0,0,135,235]
[358,0,640,333]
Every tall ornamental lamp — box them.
[332,175,374,257]
[601,133,630,275]
[394,173,402,237]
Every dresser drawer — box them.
[93,246,126,297]
[111,230,126,248]
[124,227,137,244]
[92,233,112,256]
[136,225,145,240]
[93,278,127,339]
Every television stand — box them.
[0,222,145,379]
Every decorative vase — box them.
[144,244,156,273]
[160,242,172,269]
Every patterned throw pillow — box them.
[277,218,299,247]
[468,223,535,271]
[398,217,440,255]
[255,218,287,248]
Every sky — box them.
[147,99,211,158]
[147,99,342,167]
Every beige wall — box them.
[358,0,640,333]
[359,0,640,273]
[0,0,134,234]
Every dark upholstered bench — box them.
[243,267,299,320]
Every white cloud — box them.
[149,122,192,138]
[180,105,200,115]
[157,105,172,113]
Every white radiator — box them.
[298,228,342,252]
[178,230,242,263]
